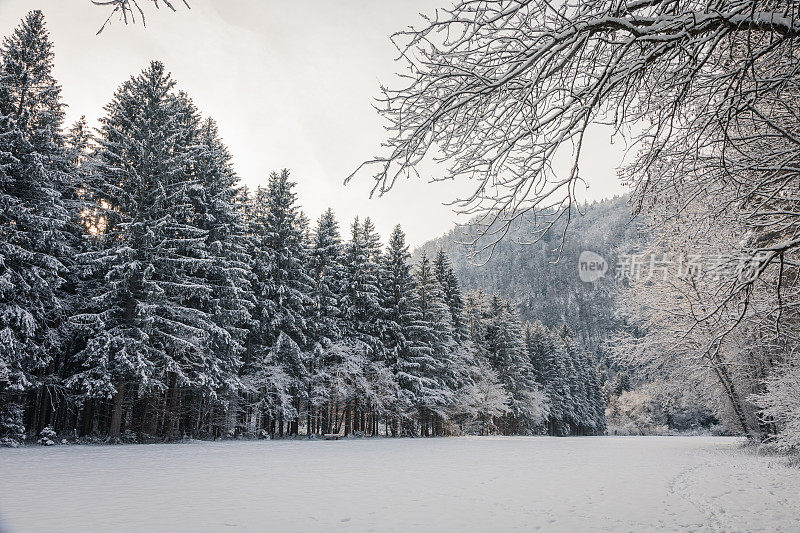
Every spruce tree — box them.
[410,253,457,435]
[485,297,543,434]
[245,170,312,436]
[189,117,252,395]
[559,325,588,433]
[341,217,383,358]
[524,321,550,385]
[70,62,222,439]
[361,217,383,270]
[181,116,254,435]
[0,11,71,444]
[381,226,416,371]
[433,248,468,344]
[464,289,491,360]
[65,116,91,161]
[338,217,385,434]
[543,328,573,436]
[379,225,420,424]
[308,209,344,348]
[306,208,346,433]
[360,217,387,360]
[585,349,607,434]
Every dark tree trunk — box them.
[109,381,126,440]
[711,362,751,436]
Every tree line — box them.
[0,11,605,445]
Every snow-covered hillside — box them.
[1,436,798,532]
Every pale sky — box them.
[0,0,626,247]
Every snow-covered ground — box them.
[1,436,798,532]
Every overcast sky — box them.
[0,0,627,247]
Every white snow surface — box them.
[1,436,799,532]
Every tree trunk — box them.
[711,362,751,436]
[163,373,180,440]
[109,381,126,440]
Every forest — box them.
[422,197,733,436]
[0,11,606,446]
[6,0,800,451]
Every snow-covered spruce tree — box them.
[63,116,118,439]
[379,225,422,434]
[463,289,491,360]
[69,62,228,440]
[585,349,606,434]
[243,170,313,437]
[305,208,358,436]
[524,319,605,436]
[460,289,530,435]
[65,115,101,239]
[558,326,586,433]
[308,209,345,350]
[240,186,276,435]
[182,116,253,437]
[62,115,97,235]
[544,329,574,436]
[410,253,460,436]
[350,217,386,434]
[485,295,547,435]
[0,11,73,445]
[433,248,469,344]
[361,217,383,267]
[65,116,91,161]
[524,321,550,388]
[58,116,105,437]
[338,217,384,435]
[344,216,386,362]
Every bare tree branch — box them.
[93,0,190,34]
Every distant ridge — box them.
[415,195,646,355]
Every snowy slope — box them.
[1,436,798,532]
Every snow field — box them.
[1,436,799,532]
